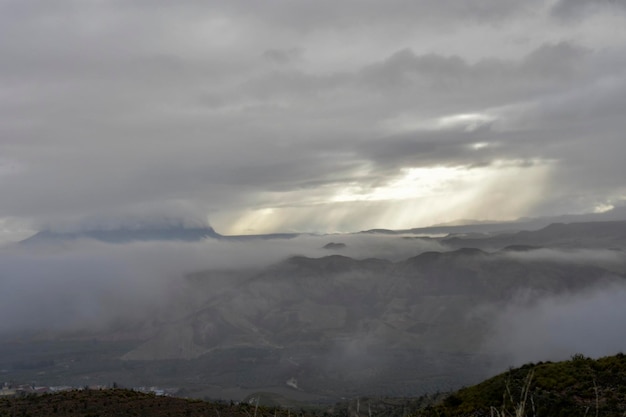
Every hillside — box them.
[416,353,626,417]
[0,388,315,417]
[126,248,620,361]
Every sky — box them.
[1,0,626,240]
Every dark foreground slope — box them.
[0,388,315,417]
[5,355,626,417]
[416,353,626,417]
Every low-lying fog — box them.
[0,234,441,334]
[1,234,625,374]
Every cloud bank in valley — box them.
[3,234,625,368]
[0,234,443,335]
[479,247,626,366]
[1,1,626,239]
[485,281,626,366]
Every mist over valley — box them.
[2,217,626,402]
[2,0,626,411]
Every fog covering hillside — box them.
[1,221,626,402]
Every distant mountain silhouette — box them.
[21,225,222,244]
[361,205,626,237]
[443,220,626,250]
[322,242,347,250]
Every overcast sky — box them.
[1,0,626,239]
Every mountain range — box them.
[4,218,626,403]
[18,204,626,245]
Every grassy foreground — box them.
[416,353,626,417]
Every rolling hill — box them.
[415,353,626,417]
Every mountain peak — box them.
[21,225,221,244]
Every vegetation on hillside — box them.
[415,353,626,417]
[0,388,316,417]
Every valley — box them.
[3,220,626,403]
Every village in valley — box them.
[0,381,178,398]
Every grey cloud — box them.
[355,123,581,176]
[238,70,348,101]
[551,0,626,19]
[37,201,212,233]
[262,48,303,65]
[230,42,590,108]
[358,43,590,98]
[112,0,541,33]
[219,41,593,137]
[343,44,624,199]
[519,42,589,78]
[0,0,625,235]
[485,281,626,366]
[205,41,594,140]
[254,0,539,30]
[0,234,442,334]
[499,249,626,279]
[359,50,471,92]
[356,131,490,171]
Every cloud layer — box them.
[486,281,626,366]
[1,1,626,237]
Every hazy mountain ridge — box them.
[17,207,626,247]
[128,245,623,359]
[4,219,626,402]
[115,237,624,399]
[19,225,301,245]
[21,225,223,244]
[362,206,626,238]
[442,220,626,250]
